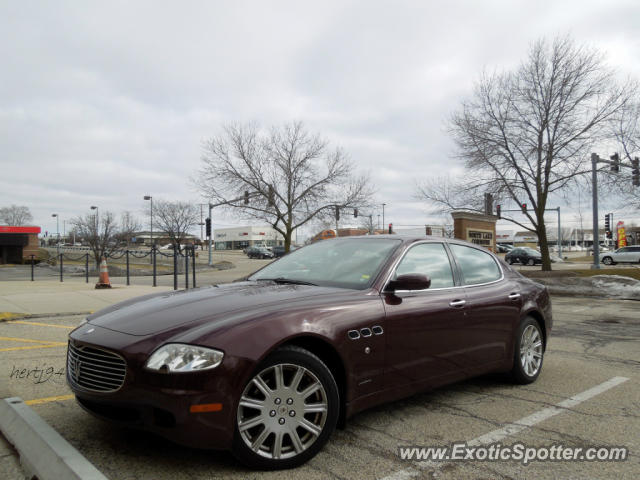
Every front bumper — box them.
[67,324,252,450]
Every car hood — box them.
[86,281,350,336]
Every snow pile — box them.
[535,274,640,300]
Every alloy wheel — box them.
[519,325,543,377]
[237,363,329,460]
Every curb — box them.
[0,397,109,480]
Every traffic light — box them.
[496,204,501,219]
[244,191,249,204]
[610,153,620,173]
[606,230,613,239]
[388,223,393,234]
[633,157,639,187]
[205,218,211,237]
[335,206,340,221]
[604,213,610,234]
[354,208,358,218]
[521,203,527,213]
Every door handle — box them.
[508,293,521,300]
[449,299,466,308]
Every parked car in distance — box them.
[505,247,543,265]
[497,244,514,253]
[600,245,640,265]
[67,236,552,469]
[272,245,298,257]
[246,246,275,259]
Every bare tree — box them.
[194,121,372,252]
[610,100,640,208]
[358,214,376,234]
[153,201,199,253]
[0,205,33,225]
[71,211,120,268]
[113,211,141,247]
[419,36,634,270]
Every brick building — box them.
[0,226,41,264]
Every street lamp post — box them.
[382,203,386,231]
[90,206,99,235]
[52,214,59,257]
[143,195,153,248]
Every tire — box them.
[507,258,514,265]
[511,317,544,384]
[602,256,614,266]
[232,346,339,470]
[526,258,535,266]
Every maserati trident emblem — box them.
[74,361,82,382]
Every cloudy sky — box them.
[1,0,639,239]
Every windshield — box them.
[249,237,402,290]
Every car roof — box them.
[325,234,499,251]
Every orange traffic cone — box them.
[95,257,112,289]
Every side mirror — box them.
[387,273,431,292]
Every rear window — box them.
[450,244,502,285]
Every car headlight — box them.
[145,344,224,373]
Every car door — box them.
[448,244,522,369]
[614,247,631,263]
[382,242,469,389]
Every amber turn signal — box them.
[190,403,223,413]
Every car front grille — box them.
[67,341,126,393]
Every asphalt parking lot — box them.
[1,291,638,479]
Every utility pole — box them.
[199,204,203,245]
[208,203,213,266]
[556,208,561,257]
[591,153,600,269]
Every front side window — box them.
[450,244,501,285]
[393,243,454,289]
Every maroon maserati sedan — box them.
[67,236,552,469]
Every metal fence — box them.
[27,246,198,290]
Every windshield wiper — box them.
[257,277,318,286]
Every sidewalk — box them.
[0,279,172,317]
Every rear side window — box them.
[450,244,501,285]
[394,243,454,289]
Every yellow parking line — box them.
[0,343,66,352]
[0,336,66,345]
[25,394,75,406]
[0,312,20,320]
[7,320,75,329]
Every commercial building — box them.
[131,231,201,247]
[0,226,41,264]
[214,226,284,250]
